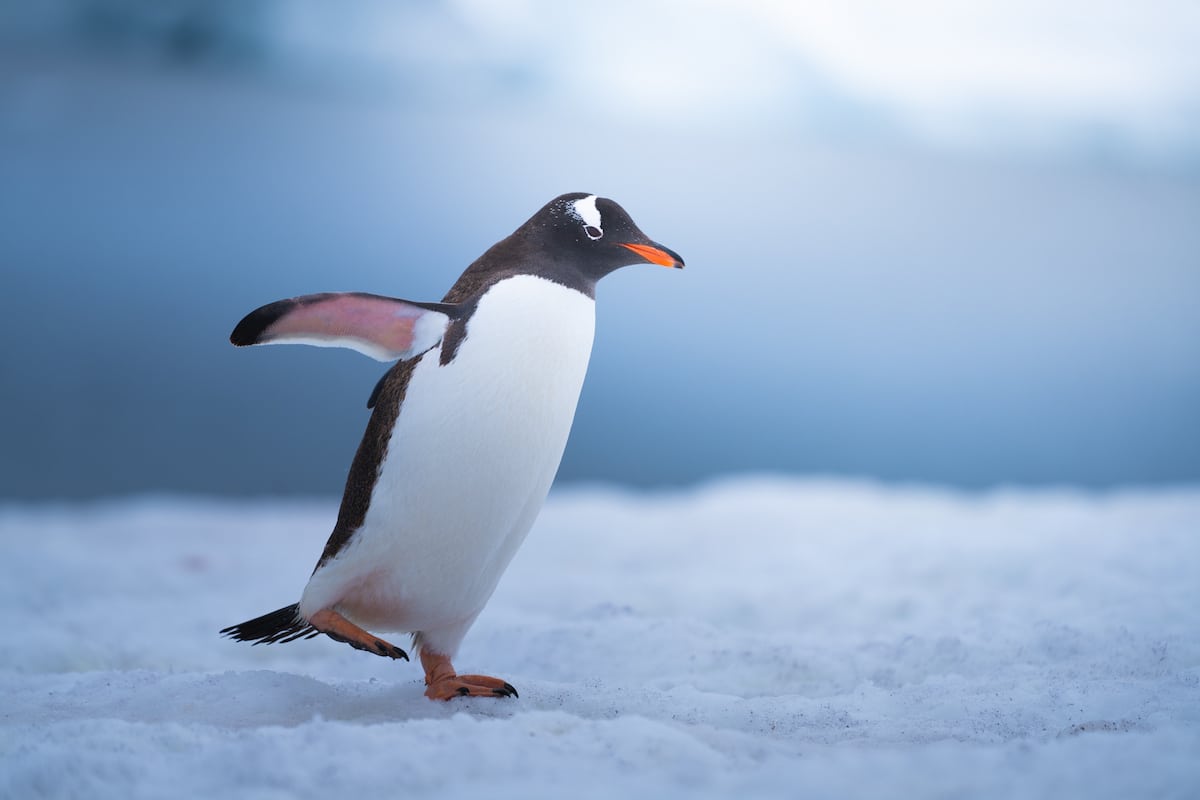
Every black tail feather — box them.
[220,603,319,646]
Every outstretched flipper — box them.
[231,293,455,362]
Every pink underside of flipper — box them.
[241,293,449,361]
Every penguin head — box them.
[521,192,685,284]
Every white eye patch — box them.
[570,195,604,240]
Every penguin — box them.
[220,193,683,700]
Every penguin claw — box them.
[372,639,409,660]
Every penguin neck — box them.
[441,237,597,306]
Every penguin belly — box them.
[298,275,596,652]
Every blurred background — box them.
[1,0,1197,500]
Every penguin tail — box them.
[220,603,319,645]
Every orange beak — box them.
[620,242,685,269]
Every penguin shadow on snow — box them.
[40,669,531,728]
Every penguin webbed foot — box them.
[307,608,409,661]
[425,675,519,700]
[419,649,518,700]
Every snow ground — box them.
[1,478,1198,798]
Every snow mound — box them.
[2,479,1198,797]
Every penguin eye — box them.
[584,225,603,240]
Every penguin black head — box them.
[446,192,684,305]
[516,192,685,285]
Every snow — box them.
[2,478,1198,797]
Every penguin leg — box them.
[420,649,518,700]
[307,609,409,661]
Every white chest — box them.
[301,275,596,635]
[381,274,596,525]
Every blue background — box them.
[2,2,1198,498]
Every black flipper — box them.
[219,603,320,645]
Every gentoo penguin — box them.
[220,192,683,700]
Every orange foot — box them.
[308,608,408,661]
[420,649,518,700]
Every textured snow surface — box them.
[2,479,1198,798]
